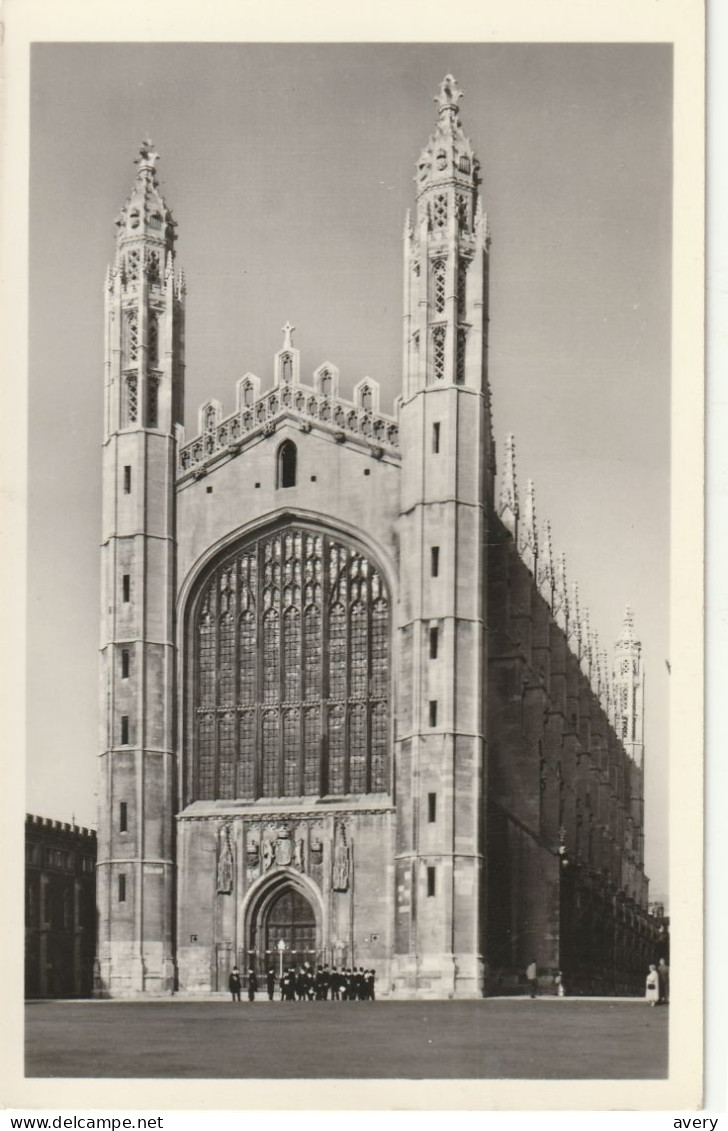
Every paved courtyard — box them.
[25,998,668,1079]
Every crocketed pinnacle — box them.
[416,74,478,195]
[115,138,175,255]
[498,433,518,534]
[616,604,639,647]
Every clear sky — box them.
[27,43,672,899]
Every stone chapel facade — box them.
[96,77,655,999]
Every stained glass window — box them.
[303,606,322,700]
[263,610,280,702]
[303,706,320,794]
[218,712,236,799]
[349,703,367,793]
[218,614,235,704]
[283,608,301,701]
[191,528,391,802]
[283,708,300,794]
[238,710,255,796]
[262,709,280,795]
[328,703,346,794]
[238,612,256,703]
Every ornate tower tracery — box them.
[395,77,492,997]
[97,142,185,995]
[613,606,646,880]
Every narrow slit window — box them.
[119,801,128,833]
[430,547,440,578]
[120,715,129,745]
[121,649,130,679]
[432,422,441,454]
[277,440,297,489]
[429,700,438,727]
[429,626,439,659]
[123,465,132,494]
[428,792,437,823]
[122,574,130,603]
[118,874,126,903]
[427,866,436,897]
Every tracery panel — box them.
[190,526,391,801]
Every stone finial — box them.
[569,582,582,655]
[404,209,413,239]
[553,550,568,632]
[436,74,464,113]
[281,320,295,351]
[518,478,538,575]
[537,519,554,602]
[135,138,160,173]
[498,433,518,536]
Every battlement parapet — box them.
[177,374,400,480]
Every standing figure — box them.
[247,966,258,1002]
[657,958,669,1005]
[526,959,538,998]
[645,963,659,1006]
[228,966,241,1002]
[266,967,276,1001]
[555,971,565,997]
[330,967,341,1000]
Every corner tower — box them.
[395,78,493,996]
[613,607,647,888]
[97,142,185,995]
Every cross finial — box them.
[436,74,464,113]
[136,138,160,171]
[281,320,295,350]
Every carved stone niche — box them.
[216,822,234,895]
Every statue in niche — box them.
[332,823,349,892]
[294,834,306,873]
[216,823,234,894]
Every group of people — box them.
[645,958,669,1006]
[228,963,377,1002]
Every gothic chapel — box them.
[97,77,654,998]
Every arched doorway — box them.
[248,880,320,977]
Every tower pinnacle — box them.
[435,74,464,114]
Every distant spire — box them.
[281,320,295,351]
[569,582,582,655]
[537,519,554,601]
[498,433,518,536]
[616,604,639,647]
[581,609,592,676]
[518,478,538,574]
[553,550,568,632]
[435,74,465,115]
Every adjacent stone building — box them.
[96,76,656,998]
[25,815,97,997]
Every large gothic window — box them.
[190,526,391,801]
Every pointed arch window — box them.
[432,326,446,381]
[432,259,446,314]
[433,193,448,230]
[277,440,297,489]
[191,529,391,803]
